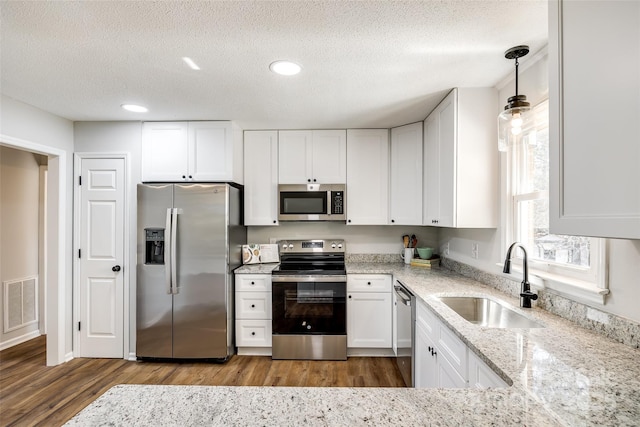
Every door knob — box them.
[112,265,121,272]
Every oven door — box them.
[272,275,346,335]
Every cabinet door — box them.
[423,92,455,227]
[312,130,347,184]
[346,129,389,224]
[549,0,640,238]
[389,122,423,225]
[188,121,233,181]
[423,113,440,225]
[347,292,392,348]
[244,131,279,225]
[278,130,313,183]
[468,350,507,389]
[414,323,438,388]
[436,350,467,388]
[142,122,189,182]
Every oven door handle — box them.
[272,275,347,283]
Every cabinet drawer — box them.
[347,275,392,292]
[236,320,272,347]
[236,275,272,292]
[236,292,272,319]
[436,321,467,379]
[416,300,437,339]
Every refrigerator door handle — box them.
[164,208,173,294]
[170,208,178,294]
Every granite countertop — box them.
[66,263,640,426]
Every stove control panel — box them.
[277,239,345,253]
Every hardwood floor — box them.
[0,336,406,426]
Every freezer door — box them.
[136,184,174,358]
[173,184,229,358]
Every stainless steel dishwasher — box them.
[394,280,415,387]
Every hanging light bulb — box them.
[498,45,531,152]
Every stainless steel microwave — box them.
[278,184,346,221]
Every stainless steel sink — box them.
[437,296,544,329]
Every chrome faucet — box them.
[503,242,538,308]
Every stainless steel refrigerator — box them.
[136,183,246,360]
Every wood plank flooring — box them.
[0,336,406,426]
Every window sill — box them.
[496,263,609,306]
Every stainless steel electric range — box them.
[271,239,347,360]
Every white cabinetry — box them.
[346,129,389,225]
[549,0,640,238]
[235,274,272,355]
[389,122,423,225]
[142,121,242,183]
[414,299,506,389]
[244,131,279,226]
[423,88,498,228]
[347,275,392,350]
[278,130,346,184]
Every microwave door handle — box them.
[164,208,172,295]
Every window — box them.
[505,100,608,304]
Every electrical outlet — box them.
[442,242,450,256]
[471,243,479,259]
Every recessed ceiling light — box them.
[269,60,302,76]
[121,104,148,113]
[182,57,201,70]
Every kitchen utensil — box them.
[402,235,409,248]
[416,247,433,259]
[411,235,417,248]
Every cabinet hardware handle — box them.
[182,175,186,179]
[367,282,371,285]
[251,281,255,285]
[251,332,256,336]
[313,179,317,182]
[251,304,255,308]
[391,219,395,223]
[307,179,311,182]
[348,219,351,223]
[273,220,277,224]
[189,175,192,179]
[348,295,352,299]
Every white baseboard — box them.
[347,348,395,357]
[237,347,272,356]
[128,352,137,361]
[0,330,41,351]
[64,351,74,362]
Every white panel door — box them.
[79,158,125,358]
[346,292,392,348]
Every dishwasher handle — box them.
[394,284,413,306]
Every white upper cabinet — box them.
[142,121,243,183]
[549,0,640,238]
[244,131,279,226]
[390,122,423,225]
[346,129,389,225]
[423,88,498,228]
[278,130,346,184]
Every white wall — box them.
[438,51,640,323]
[248,223,438,256]
[74,121,142,355]
[0,94,74,362]
[0,147,41,345]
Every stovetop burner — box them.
[273,239,345,276]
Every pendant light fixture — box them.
[498,45,531,152]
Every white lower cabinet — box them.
[235,274,272,354]
[347,274,392,349]
[414,299,506,389]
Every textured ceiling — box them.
[0,1,547,129]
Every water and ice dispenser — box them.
[145,228,165,264]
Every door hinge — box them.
[78,322,81,331]
[78,176,82,185]
[78,249,81,258]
